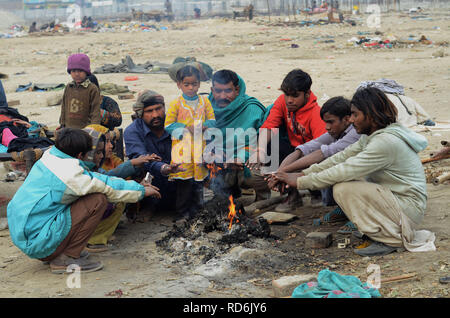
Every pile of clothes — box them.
[0,107,54,154]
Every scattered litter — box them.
[124,76,139,81]
[291,269,381,298]
[337,238,350,249]
[105,289,123,297]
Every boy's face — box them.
[70,69,87,84]
[284,90,310,113]
[322,112,350,139]
[93,141,105,168]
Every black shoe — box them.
[354,241,399,257]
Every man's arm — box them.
[278,148,304,172]
[284,127,361,172]
[281,149,324,172]
[298,135,391,190]
[124,127,165,176]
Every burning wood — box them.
[156,194,271,252]
[227,195,240,230]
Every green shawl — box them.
[208,75,267,164]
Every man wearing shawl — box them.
[207,69,270,200]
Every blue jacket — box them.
[124,118,172,181]
[7,146,145,259]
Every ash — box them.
[156,195,274,266]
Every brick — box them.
[272,274,317,297]
[305,232,332,249]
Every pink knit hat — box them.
[67,53,91,75]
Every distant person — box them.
[58,53,101,130]
[164,65,215,220]
[165,0,173,14]
[194,7,201,19]
[29,22,38,33]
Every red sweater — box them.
[261,92,326,147]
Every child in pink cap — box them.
[58,53,101,130]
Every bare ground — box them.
[0,10,449,298]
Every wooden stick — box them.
[246,195,285,215]
[421,154,450,164]
[381,273,416,283]
[433,172,450,185]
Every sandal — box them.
[337,221,358,234]
[312,207,347,226]
[85,244,109,253]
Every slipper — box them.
[85,244,109,253]
[312,207,347,226]
[337,221,358,234]
[439,276,450,284]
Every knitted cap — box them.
[67,53,91,75]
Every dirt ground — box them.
[0,10,449,298]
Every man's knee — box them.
[87,193,108,207]
[332,182,347,202]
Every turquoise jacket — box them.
[7,146,145,259]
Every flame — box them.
[207,163,222,179]
[227,195,240,230]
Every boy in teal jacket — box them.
[7,128,159,273]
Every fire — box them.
[227,195,240,230]
[207,163,222,179]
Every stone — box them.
[46,93,63,106]
[305,232,333,249]
[260,212,297,224]
[272,274,317,297]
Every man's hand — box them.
[273,171,305,190]
[11,118,32,128]
[130,154,162,167]
[161,163,186,175]
[246,148,267,170]
[144,184,161,199]
[224,157,244,170]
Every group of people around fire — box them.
[3,53,436,274]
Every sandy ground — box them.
[0,10,449,298]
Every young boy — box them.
[7,128,159,273]
[249,69,327,169]
[58,54,101,129]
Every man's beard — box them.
[147,116,165,129]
